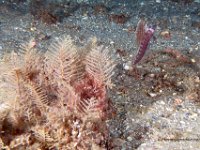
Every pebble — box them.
[110,41,115,45]
[188,47,193,53]
[127,136,132,141]
[191,58,196,63]
[163,74,168,79]
[140,2,145,6]
[176,81,182,86]
[123,63,131,70]
[153,67,161,72]
[189,113,197,119]
[126,125,130,130]
[159,101,165,105]
[0,103,10,113]
[194,76,200,83]
[30,27,36,31]
[173,93,177,95]
[180,121,185,124]
[149,74,155,78]
[82,16,88,20]
[148,93,157,97]
[160,30,171,39]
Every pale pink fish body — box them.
[133,24,155,65]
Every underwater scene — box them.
[0,0,200,149]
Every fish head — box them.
[145,24,156,35]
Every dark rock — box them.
[191,20,200,28]
[170,0,194,4]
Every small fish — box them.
[133,20,156,65]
